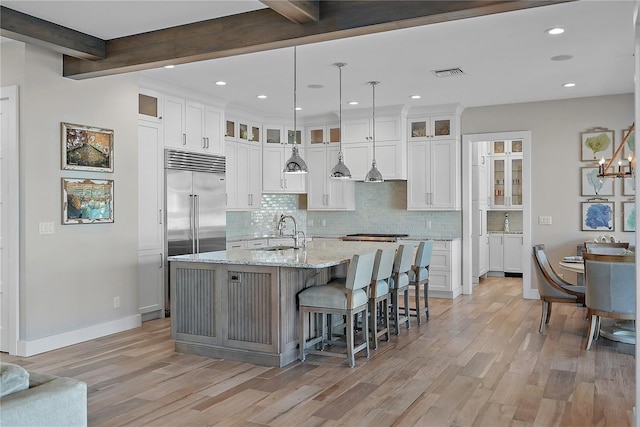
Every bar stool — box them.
[409,240,434,323]
[369,247,396,349]
[389,244,414,335]
[298,252,375,367]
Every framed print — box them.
[623,201,636,232]
[62,122,114,172]
[581,167,614,196]
[622,127,635,159]
[581,128,614,161]
[623,176,635,196]
[581,201,614,231]
[62,178,114,224]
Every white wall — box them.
[2,41,141,354]
[462,94,634,285]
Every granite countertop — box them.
[487,231,523,234]
[168,240,401,268]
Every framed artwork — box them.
[623,176,635,196]
[62,178,114,224]
[581,128,614,162]
[581,167,614,196]
[61,122,114,172]
[622,127,635,159]
[622,201,636,232]
[581,201,614,231]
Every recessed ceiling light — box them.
[215,81,227,86]
[546,27,565,35]
[551,54,573,61]
[562,82,576,88]
[295,107,302,111]
[164,65,175,69]
[257,95,267,99]
[348,101,358,105]
[410,95,421,99]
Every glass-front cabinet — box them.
[408,115,455,141]
[490,139,523,209]
[306,124,340,145]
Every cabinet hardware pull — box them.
[159,253,163,268]
[182,133,186,145]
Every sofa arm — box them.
[0,373,87,427]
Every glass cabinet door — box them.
[510,157,523,206]
[265,126,282,144]
[492,158,506,206]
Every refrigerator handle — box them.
[189,195,196,254]
[194,194,200,254]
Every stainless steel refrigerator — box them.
[165,149,226,312]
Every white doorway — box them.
[1,85,20,354]
[462,131,535,299]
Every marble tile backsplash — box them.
[487,210,523,232]
[226,181,461,239]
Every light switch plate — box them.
[538,216,552,225]
[39,222,55,234]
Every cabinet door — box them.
[375,117,400,141]
[407,143,429,209]
[375,140,404,180]
[248,144,262,208]
[185,101,205,150]
[306,148,327,209]
[343,119,369,143]
[503,235,523,273]
[264,125,283,144]
[342,143,369,180]
[138,121,164,251]
[490,157,507,208]
[262,146,285,192]
[163,95,186,148]
[139,89,162,123]
[489,234,504,271]
[430,115,455,140]
[235,143,251,209]
[225,142,238,208]
[509,155,523,208]
[429,140,459,209]
[138,251,164,314]
[326,147,355,209]
[479,235,490,276]
[204,105,223,154]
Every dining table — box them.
[559,255,635,345]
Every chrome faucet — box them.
[277,214,306,249]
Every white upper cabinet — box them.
[307,145,355,210]
[226,140,262,210]
[407,114,457,141]
[407,139,460,210]
[138,88,163,123]
[162,95,223,154]
[489,139,523,209]
[306,123,340,145]
[342,116,401,143]
[262,145,307,193]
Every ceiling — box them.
[2,1,636,119]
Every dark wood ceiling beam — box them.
[0,6,105,60]
[62,0,573,79]
[261,0,319,24]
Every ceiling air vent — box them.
[431,68,465,78]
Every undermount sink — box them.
[252,245,296,251]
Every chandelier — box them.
[597,122,635,178]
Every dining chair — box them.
[298,252,375,367]
[409,240,434,324]
[532,244,585,332]
[389,244,415,335]
[368,247,396,349]
[583,252,635,350]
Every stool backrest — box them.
[372,248,396,282]
[345,252,376,291]
[391,244,414,288]
[412,240,434,282]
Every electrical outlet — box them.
[321,219,326,227]
[538,216,552,225]
[426,220,432,228]
[308,219,314,227]
[113,297,120,308]
[39,222,55,234]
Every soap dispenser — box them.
[504,213,510,233]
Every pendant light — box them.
[364,81,383,182]
[284,46,308,174]
[330,62,352,179]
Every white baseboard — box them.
[16,315,141,357]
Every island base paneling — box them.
[170,260,333,367]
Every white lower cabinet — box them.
[503,234,523,273]
[489,233,523,274]
[404,239,461,299]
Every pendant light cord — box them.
[293,46,297,145]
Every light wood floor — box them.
[3,276,634,426]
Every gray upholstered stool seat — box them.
[298,252,376,367]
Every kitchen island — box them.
[168,240,400,367]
